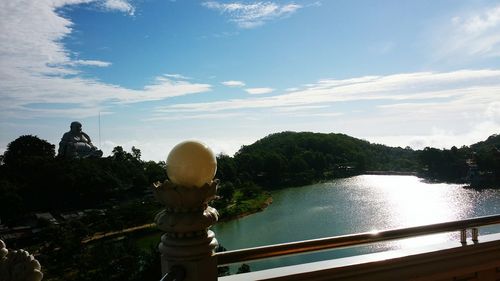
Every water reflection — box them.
[213,175,500,271]
[369,176,470,225]
[354,175,474,249]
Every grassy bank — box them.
[217,191,273,222]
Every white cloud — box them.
[202,1,302,28]
[245,87,274,95]
[222,80,246,87]
[0,1,210,119]
[72,59,112,67]
[163,73,191,80]
[102,0,135,15]
[156,69,500,114]
[433,4,500,60]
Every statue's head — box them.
[70,121,82,133]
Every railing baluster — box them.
[460,229,467,244]
[471,228,479,243]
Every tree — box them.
[131,146,141,161]
[3,135,55,167]
[216,154,238,182]
[112,146,126,160]
[144,161,167,184]
[217,182,235,202]
[0,179,24,223]
[236,264,251,274]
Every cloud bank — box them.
[156,70,500,113]
[0,0,211,119]
[153,69,500,149]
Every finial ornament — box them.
[154,140,219,280]
[0,240,43,281]
[166,140,217,188]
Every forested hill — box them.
[216,131,500,189]
[471,134,500,150]
[1,132,498,222]
[216,131,418,189]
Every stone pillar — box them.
[154,180,219,281]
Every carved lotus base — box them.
[0,240,43,281]
[153,180,218,209]
[154,179,219,237]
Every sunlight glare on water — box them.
[354,175,474,249]
[363,175,471,226]
[213,175,500,271]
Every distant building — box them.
[60,212,82,221]
[35,212,59,225]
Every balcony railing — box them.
[215,214,500,266]
[158,214,500,280]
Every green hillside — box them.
[217,131,418,189]
[216,131,500,190]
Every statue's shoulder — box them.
[61,131,73,141]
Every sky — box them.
[1,0,500,161]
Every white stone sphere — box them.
[166,140,217,188]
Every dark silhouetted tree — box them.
[3,135,55,167]
[236,264,251,274]
[131,146,141,160]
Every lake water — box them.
[213,175,500,271]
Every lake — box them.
[212,175,500,271]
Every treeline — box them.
[215,131,500,192]
[1,131,499,223]
[0,134,270,226]
[419,134,500,185]
[0,135,166,223]
[215,131,418,190]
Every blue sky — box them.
[1,0,500,161]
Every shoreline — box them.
[218,196,273,223]
[365,171,417,176]
[84,196,274,243]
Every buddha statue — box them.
[58,121,103,158]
